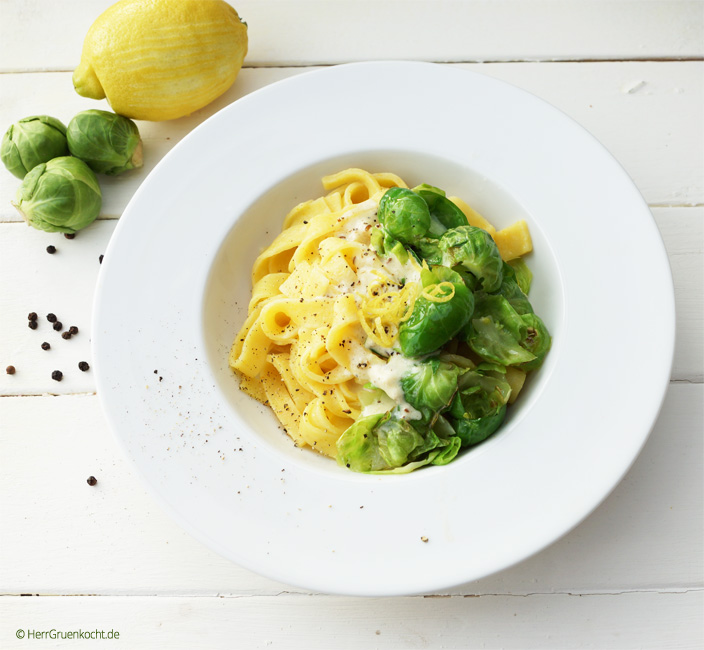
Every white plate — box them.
[93,61,675,596]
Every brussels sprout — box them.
[452,405,507,447]
[13,156,102,234]
[467,316,536,366]
[401,359,462,415]
[438,225,504,292]
[448,368,511,447]
[412,183,445,198]
[508,257,533,295]
[336,411,462,473]
[413,236,443,265]
[473,293,528,341]
[456,368,512,413]
[413,184,468,230]
[429,435,462,465]
[67,109,143,175]
[337,413,425,472]
[496,265,534,316]
[370,227,409,264]
[399,265,474,357]
[377,187,430,245]
[1,115,69,179]
[517,313,552,371]
[465,291,551,370]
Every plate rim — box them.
[92,60,676,596]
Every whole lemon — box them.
[73,0,248,121]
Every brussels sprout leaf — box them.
[399,265,474,357]
[468,316,536,366]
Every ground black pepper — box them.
[61,331,72,340]
[51,370,63,381]
[28,312,37,321]
[46,313,56,323]
[78,361,90,371]
[64,233,75,239]
[46,245,56,254]
[68,326,78,335]
[53,321,63,331]
[99,255,104,264]
[28,321,37,330]
[6,365,16,375]
[41,342,50,350]
[86,476,97,486]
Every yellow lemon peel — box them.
[420,282,455,303]
[357,278,419,348]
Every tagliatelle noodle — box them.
[229,168,526,459]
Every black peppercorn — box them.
[28,320,38,330]
[51,370,63,381]
[28,312,37,321]
[46,313,57,323]
[87,476,97,486]
[78,361,90,372]
[41,342,50,350]
[53,321,62,331]
[6,365,16,375]
[46,245,56,254]
[61,331,72,340]
[64,233,75,239]
[69,326,78,335]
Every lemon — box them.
[73,0,248,121]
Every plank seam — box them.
[1,588,702,597]
[1,203,703,225]
[1,57,703,75]
[0,376,701,399]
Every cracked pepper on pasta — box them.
[230,168,550,473]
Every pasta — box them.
[230,168,550,473]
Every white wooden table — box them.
[1,1,703,648]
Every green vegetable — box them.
[336,411,462,474]
[333,182,552,473]
[452,405,507,447]
[413,236,443,265]
[377,187,430,245]
[336,413,425,472]
[438,225,504,292]
[497,264,534,315]
[466,290,551,370]
[448,368,511,446]
[1,115,69,179]
[508,258,533,295]
[399,265,474,357]
[429,435,462,465]
[413,184,468,231]
[67,109,143,175]
[370,226,409,264]
[13,156,102,234]
[400,359,462,417]
[473,293,528,341]
[517,313,552,371]
[467,316,536,366]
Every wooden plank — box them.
[0,0,702,72]
[0,208,696,396]
[661,208,704,382]
[1,591,702,649]
[0,62,701,217]
[0,384,700,596]
[0,220,111,397]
